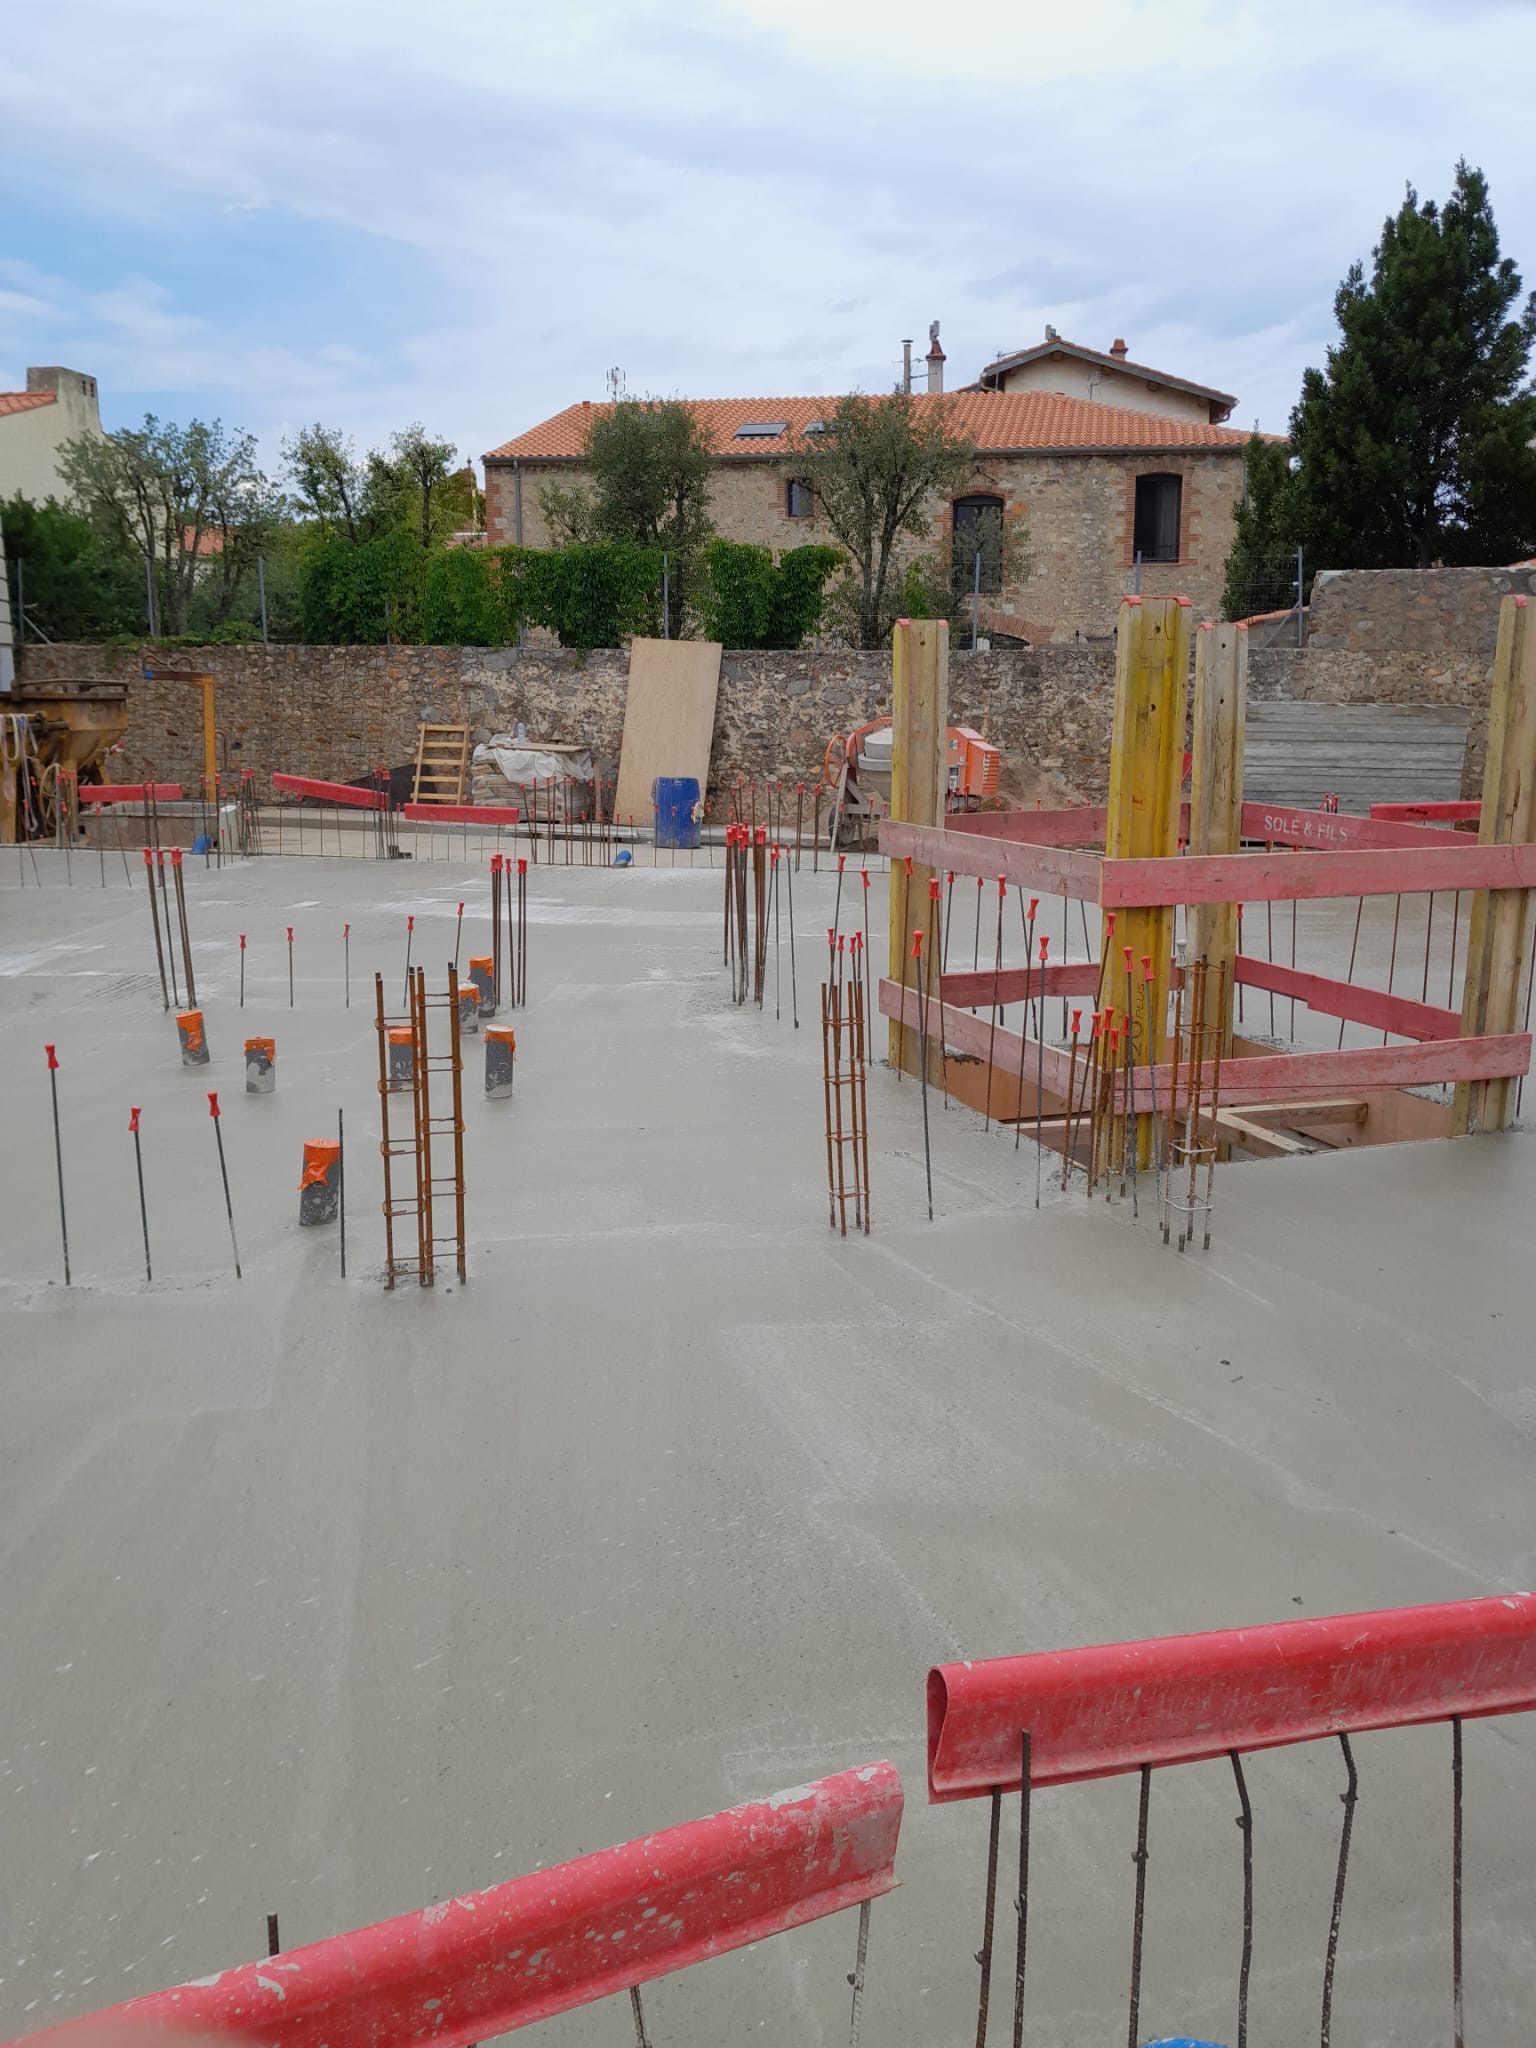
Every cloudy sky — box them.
[3,0,1533,477]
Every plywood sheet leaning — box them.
[613,638,723,832]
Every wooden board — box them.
[613,639,722,832]
[1244,701,1469,814]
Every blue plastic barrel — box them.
[653,776,701,850]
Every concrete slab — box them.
[1,848,1533,2047]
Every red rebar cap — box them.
[207,1091,221,1118]
[129,1107,140,1133]
[171,848,183,866]
[239,933,246,948]
[407,915,414,931]
[287,926,293,941]
[911,929,924,956]
[45,1043,58,1070]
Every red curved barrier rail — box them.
[272,773,387,810]
[15,1762,901,2048]
[927,1594,1536,1801]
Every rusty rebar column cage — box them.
[375,966,467,1288]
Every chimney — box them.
[926,321,945,394]
[1110,338,1128,358]
[901,339,913,394]
[1044,323,1058,342]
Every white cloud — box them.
[3,0,1534,465]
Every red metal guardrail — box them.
[927,1592,1536,1801]
[13,1763,901,2048]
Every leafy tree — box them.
[2,495,145,640]
[793,391,977,648]
[365,424,463,552]
[58,415,282,635]
[283,425,370,541]
[1286,161,1536,569]
[1221,436,1301,620]
[540,398,714,636]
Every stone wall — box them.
[1307,565,1536,657]
[21,603,1506,812]
[17,639,1121,806]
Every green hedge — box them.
[301,535,839,651]
[697,540,843,648]
[300,531,424,644]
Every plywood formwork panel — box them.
[613,638,723,832]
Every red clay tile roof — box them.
[0,390,58,417]
[977,337,1237,409]
[485,389,1260,463]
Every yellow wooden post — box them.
[1453,594,1536,1134]
[888,618,948,1076]
[1104,596,1191,1162]
[1188,620,1247,1058]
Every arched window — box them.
[952,495,1005,593]
[1133,474,1182,563]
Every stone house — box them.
[1,366,104,688]
[482,336,1256,642]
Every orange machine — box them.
[825,719,1000,810]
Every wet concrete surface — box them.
[1,847,1533,2046]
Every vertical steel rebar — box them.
[1337,896,1365,1048]
[1320,1733,1358,2048]
[144,850,170,1009]
[915,930,934,1220]
[130,1107,151,1281]
[1452,1716,1464,2048]
[1011,1732,1032,2048]
[209,1092,242,1281]
[46,1048,70,1286]
[1125,1766,1152,2048]
[848,1897,872,2048]
[338,1107,346,1280]
[984,879,1005,1132]
[1231,1751,1253,2048]
[975,1788,1003,2048]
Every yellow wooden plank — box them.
[1104,596,1191,1162]
[1454,596,1536,1132]
[1188,621,1246,1057]
[888,619,948,1076]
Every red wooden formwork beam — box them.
[1234,955,1461,1041]
[272,772,387,811]
[1371,800,1482,824]
[1101,840,1536,909]
[927,1594,1536,1802]
[1108,1031,1529,1114]
[943,805,1113,849]
[16,1765,902,2048]
[879,980,1075,1098]
[882,821,1103,900]
[76,783,183,804]
[402,803,521,825]
[942,961,1101,1009]
[1240,802,1467,851]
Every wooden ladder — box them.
[412,723,472,806]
